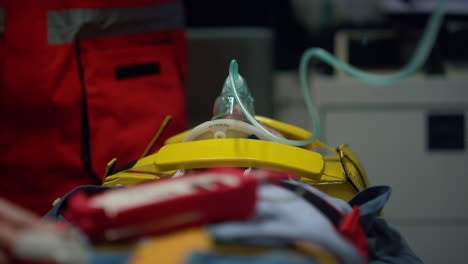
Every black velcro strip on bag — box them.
[115,62,160,80]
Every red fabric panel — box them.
[0,1,91,214]
[0,49,93,214]
[0,0,187,214]
[80,33,187,178]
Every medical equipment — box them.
[101,59,369,200]
[212,70,255,121]
[64,168,290,242]
[102,114,368,201]
[101,50,371,200]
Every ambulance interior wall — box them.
[276,74,468,264]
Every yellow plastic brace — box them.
[105,138,324,181]
[103,116,369,201]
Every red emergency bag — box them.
[63,168,291,242]
[0,0,187,214]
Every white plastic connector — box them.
[183,119,273,142]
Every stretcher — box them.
[102,115,369,202]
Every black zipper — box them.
[75,40,100,184]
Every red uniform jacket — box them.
[0,0,187,214]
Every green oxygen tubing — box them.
[229,0,446,147]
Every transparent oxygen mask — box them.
[182,62,274,142]
[184,60,318,145]
[212,71,255,122]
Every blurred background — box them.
[183,0,468,263]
